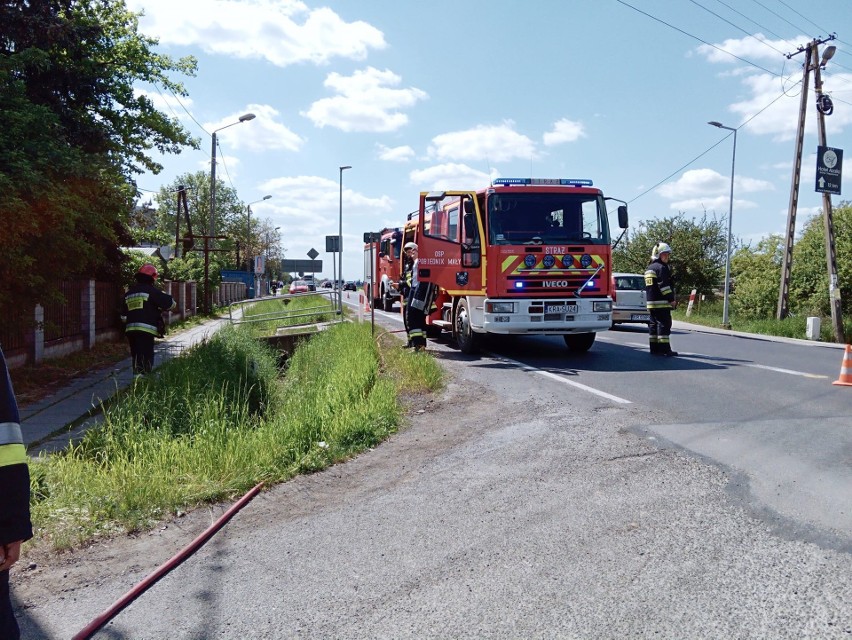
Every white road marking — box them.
[491,355,633,404]
[743,363,828,379]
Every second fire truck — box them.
[363,227,404,311]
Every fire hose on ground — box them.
[72,481,265,640]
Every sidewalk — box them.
[21,316,230,456]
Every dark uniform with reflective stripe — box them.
[405,259,436,351]
[121,276,176,374]
[645,257,676,355]
[399,260,413,343]
[1,346,32,640]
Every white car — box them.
[611,273,650,326]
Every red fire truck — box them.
[363,227,404,311]
[402,178,628,353]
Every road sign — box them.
[326,235,340,253]
[281,259,322,273]
[815,146,842,195]
[307,247,319,260]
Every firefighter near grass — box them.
[388,178,628,354]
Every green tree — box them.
[788,203,852,318]
[729,235,783,319]
[613,212,728,298]
[0,0,197,322]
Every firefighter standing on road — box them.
[399,244,414,347]
[121,264,177,375]
[645,242,678,356]
[402,243,436,352]
[0,345,32,640]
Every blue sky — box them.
[128,0,852,281]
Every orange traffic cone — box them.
[832,344,852,386]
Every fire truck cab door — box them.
[417,191,484,294]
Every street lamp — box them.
[246,195,272,267]
[205,112,255,313]
[708,121,737,328]
[246,195,271,297]
[339,165,352,311]
[265,226,281,295]
[210,113,255,237]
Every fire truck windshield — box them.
[487,192,610,246]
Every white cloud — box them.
[695,33,807,65]
[302,67,427,132]
[694,33,852,142]
[128,0,386,66]
[256,175,393,265]
[428,122,536,163]
[543,118,586,146]
[657,168,773,211]
[377,144,415,162]
[205,104,304,153]
[658,169,773,199]
[408,164,493,190]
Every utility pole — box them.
[811,43,845,343]
[776,34,842,343]
[776,40,814,320]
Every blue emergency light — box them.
[514,281,525,289]
[492,178,593,187]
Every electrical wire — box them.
[628,88,793,205]
[614,0,783,77]
[710,0,795,47]
[689,0,789,57]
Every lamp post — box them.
[708,121,737,329]
[210,113,255,238]
[246,195,271,297]
[338,165,352,311]
[205,112,255,313]
[265,226,281,295]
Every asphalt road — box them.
[19,295,852,639]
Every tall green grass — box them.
[675,299,852,342]
[29,321,443,550]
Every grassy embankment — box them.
[674,299,852,342]
[28,295,443,551]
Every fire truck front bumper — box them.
[480,298,612,335]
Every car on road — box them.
[289,280,310,294]
[321,280,333,289]
[611,273,650,326]
[343,281,357,291]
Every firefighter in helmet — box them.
[402,242,436,352]
[644,242,678,356]
[399,243,414,347]
[121,263,177,375]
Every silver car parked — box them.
[611,273,650,326]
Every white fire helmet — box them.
[652,242,672,259]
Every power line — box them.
[710,0,793,45]
[690,0,789,57]
[615,0,783,76]
[628,88,794,205]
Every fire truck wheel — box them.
[563,332,596,353]
[454,299,480,354]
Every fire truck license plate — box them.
[545,304,578,314]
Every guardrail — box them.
[227,290,343,329]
